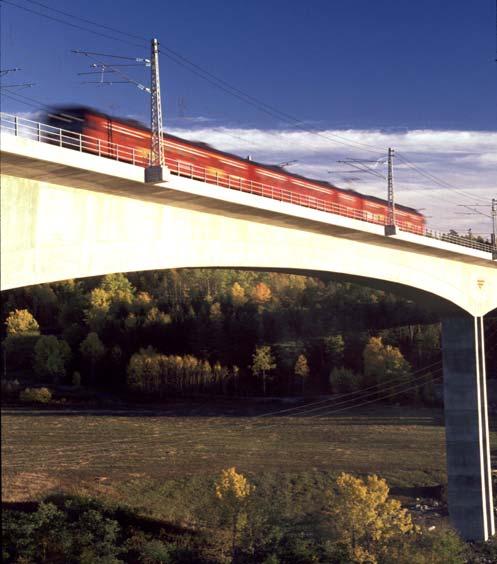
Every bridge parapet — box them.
[1,111,495,257]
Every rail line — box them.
[1,112,494,255]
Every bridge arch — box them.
[2,133,497,540]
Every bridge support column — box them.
[442,315,494,541]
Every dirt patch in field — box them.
[2,471,61,502]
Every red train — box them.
[44,106,426,234]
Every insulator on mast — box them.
[145,38,170,183]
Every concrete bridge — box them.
[1,122,497,540]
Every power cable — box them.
[0,0,146,49]
[1,0,491,220]
[396,152,488,205]
[0,0,385,156]
[22,0,148,44]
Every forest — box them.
[3,267,488,405]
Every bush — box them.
[72,371,81,388]
[19,387,52,404]
[1,379,21,398]
[329,366,361,394]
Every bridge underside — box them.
[2,146,497,541]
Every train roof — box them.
[45,106,423,217]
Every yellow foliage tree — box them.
[230,282,247,308]
[215,467,253,563]
[294,354,310,394]
[327,472,416,563]
[5,309,40,336]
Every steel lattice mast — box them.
[150,38,164,167]
[492,198,496,247]
[385,147,397,235]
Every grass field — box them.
[3,402,497,525]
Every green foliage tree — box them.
[3,309,41,378]
[79,332,105,382]
[100,272,135,303]
[330,366,361,394]
[294,354,310,395]
[363,336,412,399]
[323,334,345,368]
[251,345,276,396]
[34,336,71,383]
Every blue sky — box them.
[1,0,496,235]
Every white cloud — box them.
[168,125,497,237]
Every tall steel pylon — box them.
[385,147,397,235]
[150,38,164,167]
[491,197,496,247]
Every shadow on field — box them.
[1,404,446,426]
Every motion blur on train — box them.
[43,106,426,234]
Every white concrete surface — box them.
[1,133,496,317]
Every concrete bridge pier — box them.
[442,315,495,540]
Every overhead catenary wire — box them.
[8,336,497,462]
[0,0,386,156]
[0,0,147,49]
[396,152,488,205]
[1,0,493,224]
[22,0,149,44]
[2,370,447,468]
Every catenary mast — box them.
[145,38,169,182]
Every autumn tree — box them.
[5,309,40,336]
[79,332,105,382]
[251,345,276,396]
[363,337,412,398]
[326,472,416,563]
[34,336,71,383]
[251,282,272,305]
[215,467,253,563]
[230,282,247,308]
[294,354,310,394]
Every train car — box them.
[43,106,425,234]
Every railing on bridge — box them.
[1,112,494,255]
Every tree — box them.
[323,334,345,368]
[251,282,272,305]
[326,472,416,563]
[215,467,253,563]
[3,309,40,377]
[34,336,71,383]
[251,346,276,396]
[330,367,361,394]
[363,337,412,398]
[100,272,135,304]
[79,332,105,382]
[85,288,111,332]
[5,309,40,336]
[294,354,310,395]
[230,282,247,308]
